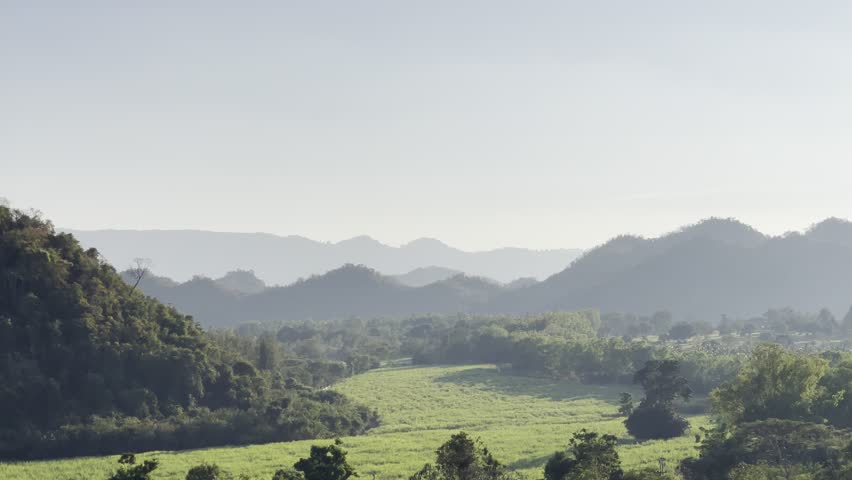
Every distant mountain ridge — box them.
[67,229,582,285]
[121,217,852,327]
[392,266,463,287]
[128,265,507,327]
[493,217,852,318]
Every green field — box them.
[0,364,708,480]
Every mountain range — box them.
[66,229,582,285]
[121,217,852,326]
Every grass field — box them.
[0,364,708,480]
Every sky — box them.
[3,1,852,251]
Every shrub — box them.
[625,404,688,440]
[186,463,225,480]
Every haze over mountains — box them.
[67,229,582,285]
[120,217,852,327]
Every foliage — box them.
[293,439,357,480]
[544,429,622,480]
[617,393,634,417]
[711,344,828,424]
[667,322,696,341]
[108,454,159,480]
[633,360,692,406]
[0,206,378,459]
[186,463,226,480]
[680,420,852,479]
[624,404,689,441]
[625,361,690,440]
[411,431,514,480]
[272,469,305,480]
[0,364,710,480]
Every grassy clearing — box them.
[0,364,707,480]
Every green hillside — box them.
[0,206,376,459]
[0,364,708,479]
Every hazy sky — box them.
[3,1,852,250]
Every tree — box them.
[680,420,851,480]
[633,360,691,406]
[544,429,623,480]
[186,463,225,480]
[650,311,673,336]
[843,307,852,336]
[624,404,689,441]
[711,344,828,424]
[411,432,513,480]
[625,360,691,440]
[294,439,356,480]
[816,308,838,335]
[667,322,696,341]
[128,257,152,293]
[108,454,159,480]
[258,333,278,371]
[618,393,634,417]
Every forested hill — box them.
[128,218,852,326]
[67,229,582,285]
[0,206,377,459]
[495,217,852,318]
[129,265,505,326]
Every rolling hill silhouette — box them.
[67,229,582,285]
[124,218,852,326]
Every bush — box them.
[624,404,688,440]
[108,455,159,480]
[272,470,304,480]
[186,463,224,480]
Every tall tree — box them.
[625,360,691,440]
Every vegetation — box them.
[411,432,514,480]
[116,218,852,326]
[544,430,622,480]
[292,439,356,480]
[5,206,852,479]
[681,344,852,478]
[625,361,691,440]
[0,206,377,459]
[108,454,159,480]
[185,463,225,480]
[0,364,709,479]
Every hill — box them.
[0,364,709,480]
[0,206,376,459]
[131,265,506,326]
[214,269,266,294]
[496,217,852,318]
[127,217,852,325]
[392,266,463,287]
[65,229,582,285]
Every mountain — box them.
[130,265,506,326]
[392,266,463,287]
[504,277,539,290]
[214,269,267,294]
[124,217,852,325]
[806,217,852,246]
[64,229,582,285]
[496,217,852,319]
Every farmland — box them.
[0,364,707,480]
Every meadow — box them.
[0,364,708,480]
